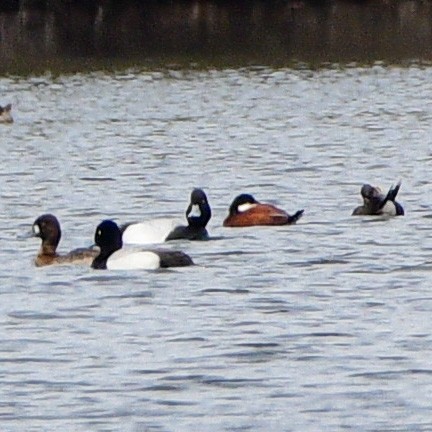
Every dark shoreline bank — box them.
[0,0,391,12]
[1,0,431,74]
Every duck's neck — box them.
[40,242,58,257]
[188,204,211,228]
[92,244,119,269]
[91,254,108,269]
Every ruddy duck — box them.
[352,181,404,216]
[223,193,304,227]
[32,214,99,266]
[121,188,212,244]
[92,220,194,270]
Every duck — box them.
[91,220,194,270]
[121,188,211,245]
[223,193,304,227]
[352,181,404,216]
[32,214,99,267]
[0,103,13,123]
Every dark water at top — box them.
[1,0,432,73]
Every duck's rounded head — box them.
[229,194,258,215]
[32,214,61,248]
[94,220,123,254]
[190,188,208,205]
[360,184,382,201]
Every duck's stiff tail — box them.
[387,181,401,202]
[288,209,304,224]
[379,181,401,210]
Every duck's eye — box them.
[97,230,102,237]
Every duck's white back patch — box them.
[237,203,257,213]
[122,218,180,245]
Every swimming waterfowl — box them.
[32,214,99,267]
[92,220,194,270]
[0,104,13,123]
[121,188,212,244]
[223,193,304,227]
[352,181,404,216]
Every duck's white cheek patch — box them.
[237,203,257,213]
[189,204,201,218]
[32,224,40,235]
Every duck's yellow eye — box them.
[97,230,101,236]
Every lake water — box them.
[2,64,432,431]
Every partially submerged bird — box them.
[92,220,194,270]
[0,104,13,123]
[32,214,99,267]
[352,181,404,216]
[223,193,304,227]
[121,188,212,244]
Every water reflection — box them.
[1,1,432,73]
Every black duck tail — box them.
[288,209,304,224]
[379,181,401,210]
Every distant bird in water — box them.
[352,181,404,216]
[0,104,13,123]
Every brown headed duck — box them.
[32,214,99,267]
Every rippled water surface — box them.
[2,65,432,431]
